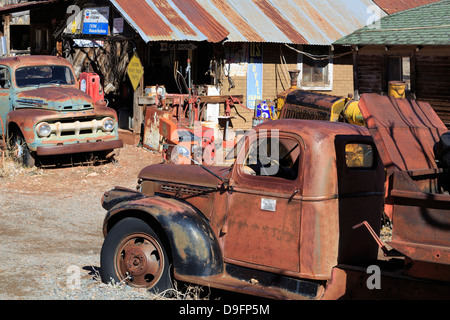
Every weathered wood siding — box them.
[356,54,384,94]
[416,54,450,125]
[355,46,450,128]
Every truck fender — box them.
[102,189,224,278]
[7,109,55,149]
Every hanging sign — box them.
[247,43,263,109]
[127,54,144,91]
[82,7,109,35]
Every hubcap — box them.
[116,233,164,288]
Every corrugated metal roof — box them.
[0,0,57,14]
[373,0,442,14]
[110,0,229,42]
[110,0,387,45]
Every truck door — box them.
[223,130,303,272]
[0,66,11,135]
[334,135,385,263]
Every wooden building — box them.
[101,0,385,134]
[0,1,391,141]
[334,0,450,128]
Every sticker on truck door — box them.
[261,198,276,212]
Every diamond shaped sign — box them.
[127,53,144,91]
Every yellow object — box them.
[71,20,77,34]
[388,81,406,98]
[329,99,364,126]
[276,70,300,119]
[343,100,365,126]
[127,53,144,91]
[330,98,347,122]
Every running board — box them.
[176,263,324,300]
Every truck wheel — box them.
[100,217,174,294]
[12,132,35,168]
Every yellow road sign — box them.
[127,54,144,91]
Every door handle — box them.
[288,189,299,202]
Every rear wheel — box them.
[100,217,173,294]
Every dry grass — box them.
[0,153,43,178]
[92,267,209,300]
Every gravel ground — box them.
[0,145,179,300]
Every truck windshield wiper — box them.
[189,156,229,186]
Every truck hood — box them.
[14,87,94,111]
[139,163,231,189]
[358,93,449,174]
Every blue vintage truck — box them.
[0,55,122,167]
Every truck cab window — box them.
[243,136,299,180]
[15,65,75,87]
[345,143,374,168]
[0,67,11,89]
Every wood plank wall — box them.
[355,46,450,128]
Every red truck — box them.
[99,94,450,299]
[0,55,122,167]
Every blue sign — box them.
[256,101,276,119]
[247,43,263,109]
[83,7,109,35]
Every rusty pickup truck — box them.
[99,94,450,299]
[0,55,122,167]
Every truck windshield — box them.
[15,65,75,87]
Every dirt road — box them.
[0,145,165,300]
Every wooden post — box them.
[132,75,144,134]
[352,46,359,100]
[410,49,417,99]
[3,14,11,57]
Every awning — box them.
[0,0,57,15]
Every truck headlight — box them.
[102,117,115,131]
[36,122,51,137]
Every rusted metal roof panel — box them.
[203,0,265,42]
[111,0,385,45]
[358,93,449,174]
[111,0,229,42]
[198,0,385,44]
[0,0,57,14]
[373,0,441,14]
[170,0,230,43]
[266,0,384,44]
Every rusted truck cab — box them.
[0,55,122,167]
[100,119,386,299]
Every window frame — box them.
[335,136,379,172]
[0,66,11,90]
[15,65,76,88]
[297,45,334,91]
[344,143,375,169]
[386,55,411,92]
[234,130,304,192]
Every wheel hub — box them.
[125,251,147,276]
[116,233,164,288]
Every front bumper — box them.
[36,139,123,156]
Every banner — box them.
[247,43,263,109]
